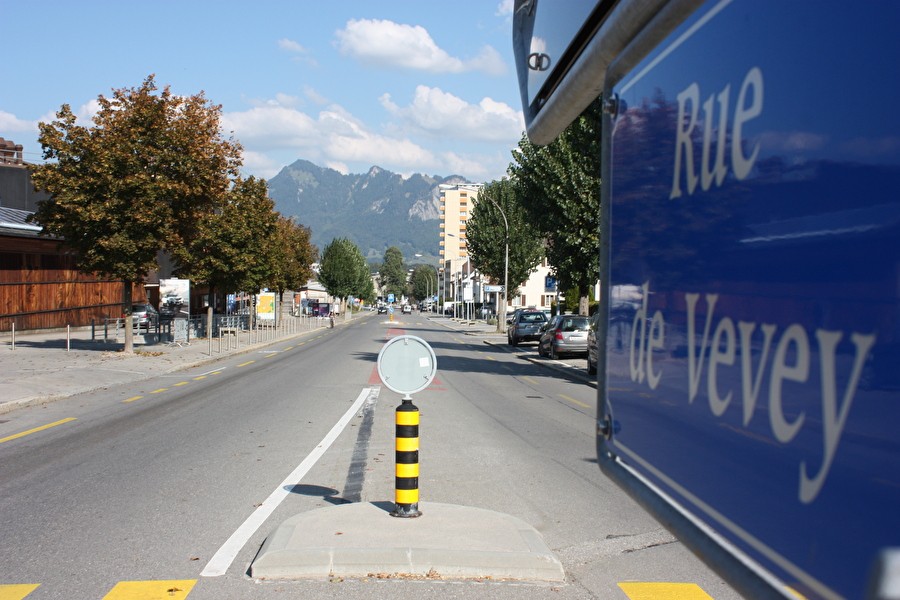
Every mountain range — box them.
[267,159,471,264]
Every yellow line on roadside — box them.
[210,370,223,375]
[559,393,591,409]
[123,396,143,404]
[0,418,77,445]
[150,388,168,394]
[284,346,294,350]
[173,381,189,387]
[193,375,207,381]
[264,353,278,359]
[237,361,255,367]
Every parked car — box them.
[507,310,548,346]
[130,303,158,331]
[586,310,602,375]
[539,314,590,359]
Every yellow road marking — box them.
[0,583,40,600]
[618,582,713,600]
[173,381,189,387]
[0,418,77,445]
[284,346,294,350]
[123,396,143,404]
[559,393,591,409]
[264,353,278,359]
[521,376,539,386]
[193,375,207,381]
[210,371,223,375]
[237,361,255,367]
[102,580,196,600]
[150,388,168,394]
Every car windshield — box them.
[520,312,546,323]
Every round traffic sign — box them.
[376,335,437,398]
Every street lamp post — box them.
[489,196,509,334]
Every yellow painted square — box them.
[102,580,196,600]
[0,584,40,600]
[618,582,713,600]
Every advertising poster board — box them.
[256,292,276,321]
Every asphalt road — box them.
[0,315,742,599]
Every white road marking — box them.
[201,387,375,577]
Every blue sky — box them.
[1,0,522,182]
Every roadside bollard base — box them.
[390,504,422,518]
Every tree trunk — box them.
[123,281,134,354]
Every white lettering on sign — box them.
[628,282,876,503]
[670,67,764,199]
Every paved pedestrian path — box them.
[0,315,348,414]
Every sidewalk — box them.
[0,316,342,415]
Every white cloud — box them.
[334,18,506,75]
[304,86,329,106]
[223,105,321,149]
[224,93,516,183]
[380,85,523,142]
[278,38,306,53]
[0,110,37,134]
[278,37,318,67]
[496,0,514,16]
[325,161,349,175]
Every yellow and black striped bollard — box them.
[392,399,421,517]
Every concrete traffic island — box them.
[250,501,565,582]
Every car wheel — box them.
[587,355,597,375]
[549,345,559,360]
[510,335,518,347]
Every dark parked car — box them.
[539,314,590,359]
[130,303,158,331]
[507,310,548,346]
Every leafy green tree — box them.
[409,264,438,303]
[509,98,602,315]
[265,215,317,307]
[318,237,369,313]
[29,75,242,351]
[466,178,544,326]
[175,176,277,330]
[379,246,407,299]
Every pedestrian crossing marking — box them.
[101,580,196,599]
[618,582,713,599]
[0,584,39,600]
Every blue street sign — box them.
[598,2,900,599]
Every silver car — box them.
[538,314,590,359]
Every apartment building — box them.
[438,183,482,304]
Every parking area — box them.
[434,315,596,385]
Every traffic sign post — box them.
[376,335,437,518]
